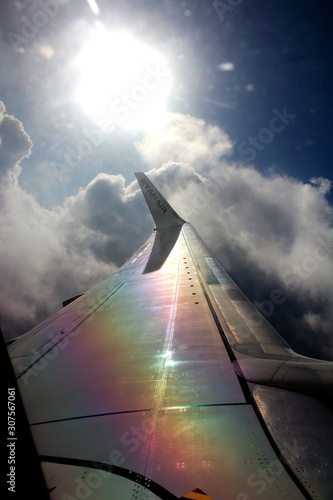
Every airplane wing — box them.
[6,172,333,499]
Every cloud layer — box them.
[1,104,332,360]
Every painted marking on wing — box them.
[140,177,168,214]
[180,488,213,499]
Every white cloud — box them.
[0,101,32,174]
[135,111,233,166]
[0,174,115,337]
[309,176,332,195]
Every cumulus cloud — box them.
[0,175,113,337]
[136,111,233,166]
[61,172,151,266]
[1,104,332,361]
[0,101,32,175]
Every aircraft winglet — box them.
[135,172,186,229]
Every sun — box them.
[74,24,173,131]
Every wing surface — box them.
[7,173,333,499]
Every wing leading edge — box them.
[7,172,333,499]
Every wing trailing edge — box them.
[135,172,186,229]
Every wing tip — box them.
[135,171,186,229]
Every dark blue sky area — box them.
[162,0,332,188]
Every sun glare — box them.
[74,25,172,131]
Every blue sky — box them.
[0,0,332,359]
